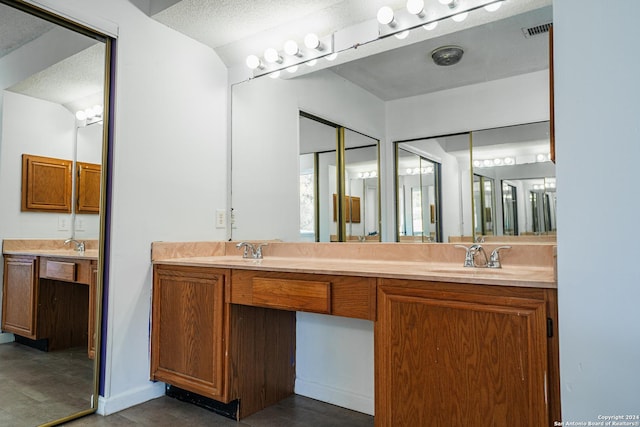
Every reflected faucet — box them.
[65,238,85,253]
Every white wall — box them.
[20,0,229,414]
[232,69,386,242]
[555,0,640,422]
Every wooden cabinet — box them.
[375,279,559,427]
[2,255,38,338]
[151,265,231,401]
[21,154,72,213]
[151,263,560,424]
[76,161,101,214]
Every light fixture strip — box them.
[377,0,505,38]
[249,33,334,78]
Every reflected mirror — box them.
[231,2,552,243]
[471,121,556,241]
[0,1,110,425]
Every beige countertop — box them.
[152,241,557,289]
[2,239,99,261]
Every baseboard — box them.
[0,333,15,344]
[97,381,165,415]
[295,378,374,416]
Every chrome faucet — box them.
[455,244,488,268]
[65,238,85,253]
[488,246,511,269]
[236,242,268,259]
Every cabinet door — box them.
[2,256,38,338]
[151,265,230,401]
[376,281,549,427]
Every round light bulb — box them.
[264,47,281,63]
[326,52,338,61]
[246,54,261,69]
[473,160,482,168]
[286,65,299,73]
[377,6,395,26]
[395,30,410,40]
[85,107,96,119]
[483,159,493,167]
[484,2,502,12]
[423,21,438,31]
[494,158,503,166]
[304,33,321,50]
[406,168,413,174]
[370,171,377,178]
[452,11,468,22]
[93,105,103,116]
[306,59,317,67]
[505,157,515,165]
[284,40,299,56]
[536,154,546,162]
[75,110,87,121]
[406,0,425,16]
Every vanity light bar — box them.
[377,0,505,38]
[246,33,334,78]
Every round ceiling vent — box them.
[431,45,464,66]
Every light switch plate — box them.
[58,216,70,231]
[215,209,226,229]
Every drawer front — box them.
[252,277,331,313]
[43,260,76,281]
[230,270,376,320]
[39,257,92,284]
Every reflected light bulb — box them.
[85,107,96,118]
[286,65,299,73]
[423,21,438,30]
[93,105,103,116]
[438,0,455,5]
[269,71,281,79]
[406,0,425,16]
[75,110,87,121]
[452,11,468,22]
[395,30,409,40]
[484,2,502,12]
[377,6,395,26]
[306,59,317,67]
[370,171,377,178]
[326,52,338,61]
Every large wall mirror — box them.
[231,1,553,243]
[0,1,111,425]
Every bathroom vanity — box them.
[2,239,98,358]
[150,241,560,426]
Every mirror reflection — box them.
[0,2,107,425]
[472,121,556,241]
[232,4,553,244]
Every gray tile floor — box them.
[65,394,374,426]
[0,341,94,427]
[0,341,373,426]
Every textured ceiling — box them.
[0,3,53,57]
[2,0,552,109]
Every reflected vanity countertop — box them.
[151,241,557,289]
[2,239,99,261]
